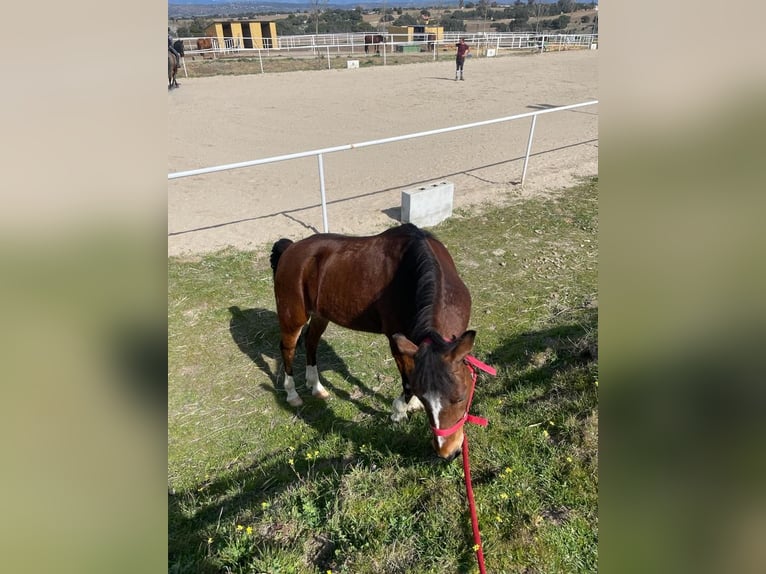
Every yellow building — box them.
[387,25,444,46]
[204,20,278,50]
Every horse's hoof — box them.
[312,388,330,400]
[287,395,304,407]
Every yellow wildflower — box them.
[246,526,253,535]
[261,502,270,510]
[500,493,509,500]
[236,524,244,531]
[504,467,513,474]
[495,515,503,523]
[473,544,481,552]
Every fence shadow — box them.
[168,137,596,238]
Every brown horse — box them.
[364,34,385,54]
[196,37,213,51]
[427,33,437,52]
[168,39,184,90]
[270,223,476,460]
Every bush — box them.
[392,13,418,26]
[440,18,467,32]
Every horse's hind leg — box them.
[305,315,330,400]
[279,324,305,407]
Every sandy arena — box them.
[168,49,598,257]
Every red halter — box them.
[430,353,496,438]
[420,336,497,574]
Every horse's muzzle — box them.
[439,447,462,463]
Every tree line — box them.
[173,2,597,38]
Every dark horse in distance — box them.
[168,39,184,90]
[270,224,477,460]
[364,34,385,54]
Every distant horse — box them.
[364,34,385,55]
[270,223,477,460]
[168,39,184,90]
[196,37,213,51]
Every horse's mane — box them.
[392,224,463,394]
[395,224,439,345]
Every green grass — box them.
[169,177,598,573]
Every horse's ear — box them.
[447,330,476,363]
[392,333,418,358]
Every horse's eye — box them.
[454,394,467,405]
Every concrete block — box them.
[401,181,454,227]
[347,60,359,69]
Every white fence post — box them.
[317,153,329,232]
[521,115,538,188]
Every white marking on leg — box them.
[424,392,445,448]
[306,365,329,399]
[284,374,303,407]
[391,395,409,422]
[406,395,423,412]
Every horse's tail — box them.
[270,238,293,277]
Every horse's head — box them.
[393,330,476,461]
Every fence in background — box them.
[168,100,598,234]
[178,31,597,59]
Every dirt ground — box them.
[168,49,598,257]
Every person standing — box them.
[455,38,470,81]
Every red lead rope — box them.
[453,355,496,574]
[462,426,486,574]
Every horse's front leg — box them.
[388,340,423,422]
[391,369,424,421]
[305,316,330,400]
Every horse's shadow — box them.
[228,306,396,420]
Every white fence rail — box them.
[179,31,597,59]
[168,100,598,234]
